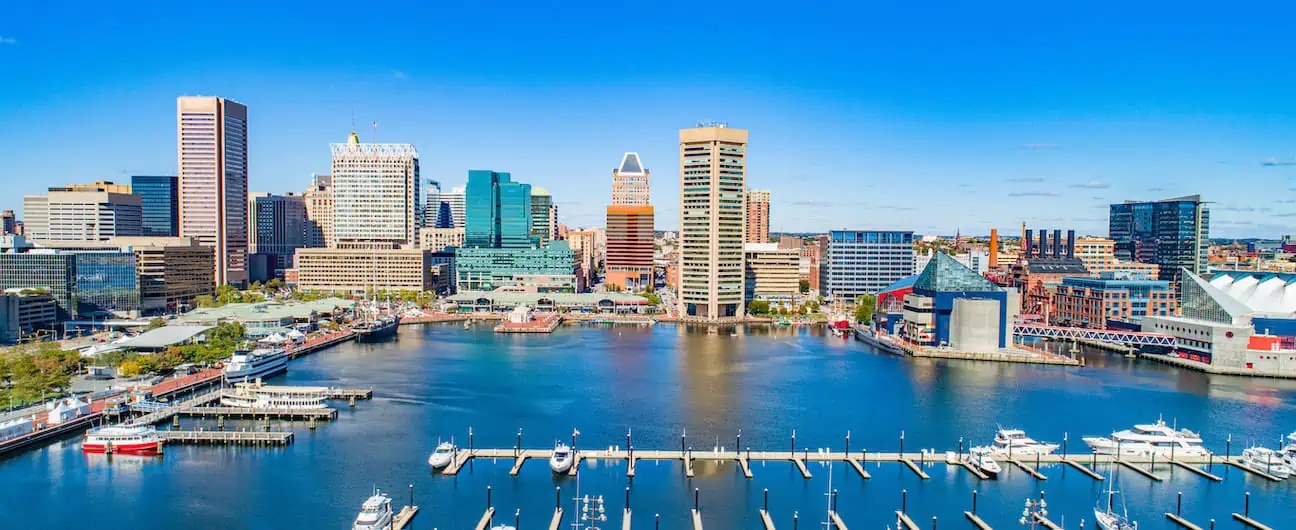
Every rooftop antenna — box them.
[372,120,378,143]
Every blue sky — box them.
[2,1,1295,237]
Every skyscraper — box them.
[530,188,554,245]
[823,230,915,298]
[745,189,770,244]
[1109,195,1210,283]
[304,174,333,248]
[679,124,748,319]
[425,179,444,228]
[177,96,249,286]
[464,170,532,249]
[330,131,421,247]
[457,170,574,291]
[0,210,15,235]
[606,152,654,291]
[132,175,179,237]
[441,185,466,229]
[22,185,142,242]
[248,192,307,276]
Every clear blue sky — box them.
[3,1,1295,237]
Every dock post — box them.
[932,516,937,530]
[514,509,520,530]
[1244,492,1249,517]
[409,483,414,510]
[764,489,768,511]
[1063,433,1068,457]
[349,396,356,408]
[793,512,798,530]
[1226,434,1231,462]
[1209,519,1214,530]
[863,448,867,464]
[571,428,578,451]
[900,430,905,457]
[626,487,631,510]
[958,437,963,458]
[517,428,522,458]
[972,490,977,514]
[1176,492,1182,516]
[791,429,796,455]
[627,429,632,458]
[655,514,660,530]
[556,487,561,508]
[487,486,492,510]
[845,431,850,457]
[737,428,741,454]
[831,490,838,513]
[681,431,686,456]
[901,489,907,514]
[470,426,475,452]
[694,488,699,511]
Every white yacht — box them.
[223,346,288,381]
[352,492,393,530]
[549,441,574,474]
[219,381,327,409]
[966,447,1001,479]
[428,441,457,469]
[990,428,1059,457]
[1083,418,1210,458]
[1094,467,1137,530]
[1282,431,1296,465]
[1240,447,1292,479]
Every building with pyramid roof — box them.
[901,252,1019,350]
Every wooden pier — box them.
[1165,512,1203,530]
[474,507,496,530]
[1060,457,1104,480]
[548,507,563,530]
[326,387,374,400]
[158,429,293,446]
[760,509,776,530]
[828,511,848,530]
[1116,459,1162,481]
[691,508,703,530]
[1032,514,1063,530]
[392,506,419,530]
[622,509,631,530]
[965,512,993,530]
[896,512,919,530]
[956,459,989,480]
[1171,459,1222,481]
[846,456,871,478]
[1232,512,1273,530]
[1228,460,1283,482]
[179,406,338,421]
[899,457,930,479]
[1006,458,1047,480]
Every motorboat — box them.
[1093,467,1137,530]
[352,491,393,530]
[220,381,328,409]
[223,346,288,381]
[1240,447,1292,479]
[966,447,1001,479]
[1082,417,1210,458]
[990,428,1059,457]
[355,314,400,343]
[428,441,457,469]
[1282,431,1296,465]
[550,441,574,474]
[81,424,164,455]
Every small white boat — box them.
[1083,417,1210,458]
[352,491,393,530]
[428,441,457,469]
[1282,431,1296,466]
[550,441,574,473]
[1094,467,1137,530]
[990,428,1059,457]
[966,447,1001,479]
[1240,447,1292,479]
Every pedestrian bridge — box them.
[1012,324,1175,346]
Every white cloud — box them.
[1008,191,1061,197]
[391,69,407,79]
[1071,180,1110,189]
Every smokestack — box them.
[989,229,999,267]
[1066,230,1076,258]
[1037,230,1047,259]
[1024,229,1033,258]
[1052,229,1062,259]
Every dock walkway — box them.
[159,429,293,446]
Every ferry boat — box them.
[1082,418,1210,458]
[81,424,164,455]
[428,441,457,469]
[549,441,574,474]
[220,381,327,409]
[1094,467,1137,530]
[355,314,400,343]
[223,346,288,381]
[1240,447,1292,479]
[351,491,393,530]
[966,447,1001,479]
[990,428,1059,457]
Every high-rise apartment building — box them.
[331,132,421,248]
[248,192,307,276]
[177,96,249,286]
[23,186,142,242]
[1109,195,1209,284]
[823,230,915,299]
[131,175,179,237]
[679,124,748,319]
[419,227,465,252]
[531,187,555,245]
[441,185,466,229]
[606,152,654,291]
[745,189,770,244]
[304,174,334,248]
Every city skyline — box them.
[3,3,1296,236]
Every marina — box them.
[4,324,1296,529]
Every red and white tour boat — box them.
[81,424,164,455]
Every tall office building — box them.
[441,185,466,229]
[20,196,47,240]
[606,152,654,291]
[304,174,334,248]
[248,192,307,276]
[679,124,748,319]
[425,179,446,228]
[464,170,532,249]
[330,131,421,247]
[177,96,249,286]
[22,186,142,242]
[0,210,15,235]
[745,189,770,244]
[531,187,555,245]
[823,230,915,299]
[1109,195,1210,283]
[132,175,179,237]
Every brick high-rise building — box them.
[745,189,770,244]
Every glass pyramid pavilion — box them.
[914,252,1000,293]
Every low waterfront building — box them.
[26,237,215,315]
[293,247,436,295]
[1052,272,1176,329]
[743,243,800,302]
[113,325,213,352]
[901,253,1018,350]
[822,230,915,300]
[177,298,354,333]
[448,290,650,314]
[454,241,576,293]
[0,289,58,343]
[1142,269,1296,375]
[419,227,465,252]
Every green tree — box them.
[266,278,285,292]
[747,300,770,315]
[249,280,264,292]
[799,279,810,294]
[145,317,167,331]
[854,294,877,324]
[194,295,215,308]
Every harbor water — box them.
[2,323,1295,528]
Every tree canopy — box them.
[854,294,877,324]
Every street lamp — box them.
[1018,492,1047,528]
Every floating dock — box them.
[178,405,338,421]
[1165,512,1203,530]
[495,313,562,333]
[392,506,419,530]
[158,429,293,446]
[965,512,993,530]
[1006,458,1047,480]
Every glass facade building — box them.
[1109,195,1209,284]
[455,242,576,292]
[823,230,915,299]
[0,250,139,319]
[464,170,534,249]
[131,175,178,236]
